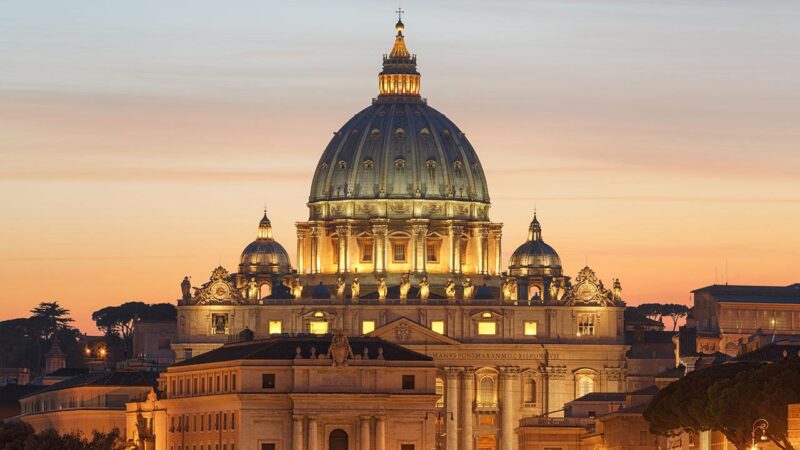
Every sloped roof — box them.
[172,335,432,368]
[572,392,626,402]
[21,371,158,399]
[732,339,800,363]
[693,284,800,304]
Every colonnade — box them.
[292,415,386,450]
[443,366,521,450]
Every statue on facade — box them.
[418,276,430,301]
[462,278,475,300]
[336,277,346,300]
[399,273,411,300]
[377,278,388,301]
[549,280,558,302]
[245,278,259,301]
[613,278,622,302]
[445,279,456,300]
[292,278,303,300]
[180,276,191,302]
[327,329,354,367]
[351,277,360,300]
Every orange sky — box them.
[1,1,798,333]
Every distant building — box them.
[131,320,177,369]
[691,283,800,355]
[19,371,158,435]
[0,368,30,386]
[126,333,437,450]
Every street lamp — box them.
[751,418,768,450]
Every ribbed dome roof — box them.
[309,101,490,207]
[239,212,291,274]
[509,214,562,271]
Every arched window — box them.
[577,375,594,398]
[524,378,537,404]
[478,377,495,407]
[435,378,444,407]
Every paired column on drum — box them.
[371,223,388,274]
[310,226,323,274]
[499,367,521,450]
[448,225,463,274]
[492,229,502,275]
[296,229,307,274]
[476,227,490,275]
[336,224,352,273]
[411,223,428,273]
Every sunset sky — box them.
[1,0,798,333]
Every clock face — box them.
[576,283,597,302]
[210,281,230,300]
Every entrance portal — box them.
[477,434,496,450]
[329,429,348,450]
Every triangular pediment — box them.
[368,318,460,345]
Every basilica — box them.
[169,15,643,450]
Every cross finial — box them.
[396,7,404,21]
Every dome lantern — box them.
[257,210,273,240]
[379,10,420,98]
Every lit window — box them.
[361,242,373,262]
[524,321,538,336]
[309,320,328,334]
[393,242,407,262]
[268,321,282,335]
[362,320,375,335]
[577,314,595,336]
[478,377,496,407]
[426,242,439,263]
[478,321,496,335]
[577,375,594,398]
[435,378,444,407]
[431,321,445,335]
[481,312,492,319]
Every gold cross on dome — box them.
[396,7,404,21]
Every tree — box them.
[30,301,74,339]
[644,361,800,450]
[664,304,690,331]
[0,422,126,450]
[636,303,666,323]
[92,302,176,359]
[0,420,34,450]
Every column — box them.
[449,225,463,274]
[476,227,489,275]
[372,223,388,274]
[444,368,460,450]
[297,229,307,274]
[493,230,502,276]
[307,416,318,450]
[544,366,566,418]
[336,225,351,273]
[292,415,304,450]
[374,416,386,450]
[412,223,428,273]
[310,227,322,274]
[500,367,520,450]
[360,416,371,450]
[461,368,475,450]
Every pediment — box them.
[368,318,460,346]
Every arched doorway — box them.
[329,429,348,450]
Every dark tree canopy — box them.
[0,421,125,450]
[92,302,176,359]
[645,361,800,450]
[636,303,690,331]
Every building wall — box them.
[22,409,127,435]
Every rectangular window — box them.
[361,242,373,262]
[426,242,439,263]
[261,445,276,450]
[232,373,237,391]
[262,373,276,389]
[577,314,596,336]
[231,412,235,430]
[362,320,376,335]
[216,376,220,392]
[309,320,328,334]
[639,430,648,445]
[402,375,416,390]
[223,412,227,430]
[524,321,538,336]
[268,320,282,335]
[431,320,445,335]
[331,240,339,264]
[401,445,415,450]
[201,377,205,394]
[393,242,407,262]
[478,321,497,335]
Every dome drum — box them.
[308,199,490,221]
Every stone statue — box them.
[502,277,518,301]
[336,277,346,300]
[613,278,622,302]
[351,277,360,300]
[549,281,558,302]
[445,279,456,300]
[377,278,388,301]
[399,273,411,301]
[292,278,303,300]
[462,278,475,300]
[246,278,259,301]
[180,276,191,301]
[327,329,353,367]
[419,276,430,301]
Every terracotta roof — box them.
[172,335,432,368]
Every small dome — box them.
[239,211,291,275]
[474,284,494,300]
[311,282,331,300]
[509,213,562,274]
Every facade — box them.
[170,15,632,450]
[691,284,800,356]
[127,333,438,450]
[132,320,178,369]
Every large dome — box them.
[306,18,490,222]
